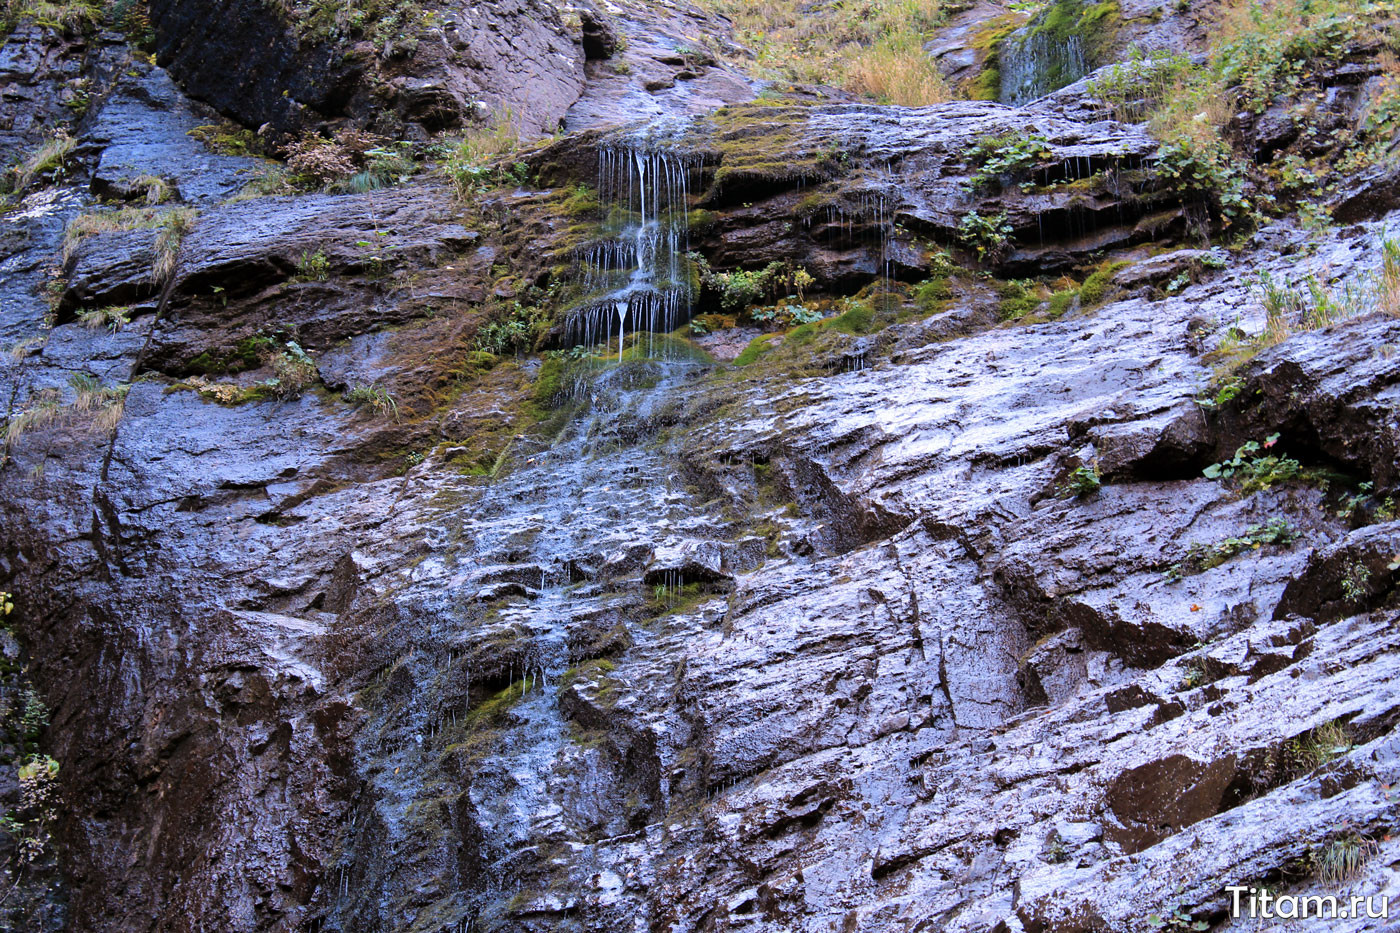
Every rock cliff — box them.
[1,0,1398,931]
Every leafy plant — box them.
[295,248,331,282]
[1146,906,1207,931]
[957,210,1013,260]
[1163,517,1296,581]
[966,132,1052,191]
[1202,434,1302,492]
[1340,560,1373,604]
[475,302,543,355]
[1057,463,1102,499]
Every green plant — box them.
[475,302,543,355]
[1196,375,1243,411]
[1202,434,1302,492]
[1177,657,1211,691]
[1146,906,1207,931]
[957,210,1013,260]
[1340,560,1373,604]
[345,383,399,420]
[700,260,814,315]
[1085,45,1194,121]
[1163,517,1296,581]
[1057,463,1102,498]
[966,132,1052,191]
[1154,134,1256,231]
[252,341,319,400]
[444,118,522,201]
[295,248,331,282]
[77,305,131,332]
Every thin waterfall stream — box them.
[570,133,700,357]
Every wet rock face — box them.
[533,99,1177,292]
[145,0,751,139]
[5,6,1400,933]
[147,0,588,137]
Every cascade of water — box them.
[567,136,700,358]
[999,29,1087,106]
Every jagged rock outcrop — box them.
[2,4,1400,933]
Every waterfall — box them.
[567,139,699,358]
[1000,29,1087,106]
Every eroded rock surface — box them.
[2,4,1399,933]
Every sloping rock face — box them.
[146,0,753,138]
[2,5,1400,933]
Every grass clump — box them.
[63,206,196,282]
[4,134,76,194]
[344,383,399,420]
[694,0,950,105]
[76,305,131,332]
[1162,517,1296,581]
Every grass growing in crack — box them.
[6,134,75,192]
[345,383,400,420]
[1281,720,1353,779]
[1314,832,1377,885]
[76,305,130,332]
[1162,517,1297,581]
[62,206,197,282]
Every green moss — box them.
[560,184,599,217]
[461,679,532,733]
[733,332,781,366]
[1047,288,1077,318]
[966,13,1024,100]
[912,275,953,310]
[532,356,566,410]
[825,301,874,334]
[995,280,1043,320]
[1012,0,1124,95]
[1078,259,1131,307]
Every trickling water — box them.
[568,135,701,357]
[1000,30,1087,106]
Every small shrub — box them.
[285,128,380,188]
[1340,560,1373,604]
[1057,463,1101,499]
[344,383,399,420]
[1202,434,1302,493]
[295,249,331,282]
[267,341,318,399]
[957,210,1013,260]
